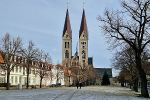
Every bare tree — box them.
[20,40,38,89]
[36,50,52,88]
[111,46,139,91]
[97,0,150,97]
[0,33,22,90]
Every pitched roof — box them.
[79,9,88,39]
[0,53,4,63]
[95,68,112,78]
[63,9,72,38]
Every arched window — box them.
[65,50,69,58]
[82,51,86,58]
[65,42,66,48]
[68,42,69,48]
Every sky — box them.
[0,0,121,76]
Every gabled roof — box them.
[79,9,88,39]
[63,9,72,39]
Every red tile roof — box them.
[63,9,72,39]
[79,9,88,39]
[0,53,4,63]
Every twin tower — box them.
[62,8,91,67]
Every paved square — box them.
[0,86,149,100]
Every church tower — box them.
[62,9,72,66]
[79,9,88,67]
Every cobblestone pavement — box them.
[0,86,149,100]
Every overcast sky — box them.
[0,0,122,76]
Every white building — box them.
[51,65,65,85]
[0,52,67,87]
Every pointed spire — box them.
[63,9,72,39]
[79,9,88,38]
[75,41,78,56]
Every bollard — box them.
[18,84,22,90]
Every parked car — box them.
[50,84,56,87]
[56,83,61,87]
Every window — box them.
[68,42,69,48]
[83,35,84,39]
[16,66,18,73]
[15,76,17,83]
[19,76,22,84]
[0,77,4,83]
[83,42,85,48]
[65,42,69,48]
[23,67,25,75]
[82,51,86,58]
[65,50,69,58]
[11,76,14,83]
[81,42,86,48]
[19,66,21,73]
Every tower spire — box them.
[83,2,85,8]
[79,9,88,39]
[76,41,78,56]
[63,8,72,38]
[67,3,68,9]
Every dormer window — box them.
[83,35,84,39]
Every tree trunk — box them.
[6,70,10,90]
[40,77,43,88]
[26,65,29,89]
[121,81,124,87]
[133,78,138,92]
[136,54,149,97]
[141,75,149,97]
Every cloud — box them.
[53,49,57,52]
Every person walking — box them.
[79,82,82,89]
[76,82,79,89]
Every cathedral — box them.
[62,8,93,68]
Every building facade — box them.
[0,52,69,87]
